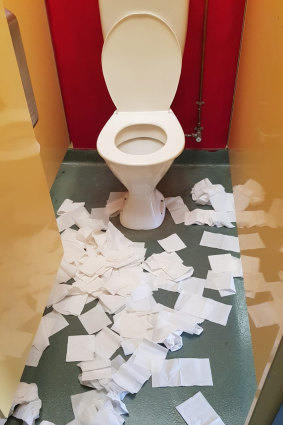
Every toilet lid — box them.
[102,13,182,111]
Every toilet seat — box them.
[102,13,182,112]
[97,110,185,166]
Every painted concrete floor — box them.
[7,150,256,425]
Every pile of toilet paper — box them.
[6,178,251,425]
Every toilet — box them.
[97,0,189,230]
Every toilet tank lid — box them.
[101,13,182,112]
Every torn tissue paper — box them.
[176,391,225,425]
[206,271,236,297]
[165,196,189,224]
[66,335,96,362]
[200,231,240,252]
[157,233,186,252]
[185,209,234,228]
[152,358,213,387]
[191,178,225,205]
[37,192,245,424]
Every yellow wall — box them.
[3,0,69,188]
[229,0,283,421]
[0,2,63,417]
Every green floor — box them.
[8,150,256,425]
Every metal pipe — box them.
[185,0,208,143]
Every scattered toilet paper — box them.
[176,391,225,425]
[25,179,249,424]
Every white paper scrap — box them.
[233,185,250,212]
[60,259,77,278]
[56,213,75,233]
[185,210,234,228]
[79,255,106,277]
[43,311,69,337]
[200,231,240,253]
[176,294,232,326]
[78,357,111,372]
[152,358,213,387]
[165,196,189,224]
[105,270,130,295]
[191,178,224,205]
[13,399,42,425]
[248,300,283,327]
[32,320,49,353]
[157,234,186,253]
[105,222,133,250]
[82,368,112,381]
[241,255,260,274]
[151,309,201,345]
[69,206,91,228]
[10,382,39,412]
[243,179,265,205]
[178,277,206,295]
[66,335,95,362]
[256,281,283,299]
[99,294,126,314]
[53,293,88,316]
[208,254,243,277]
[70,390,108,425]
[121,338,141,356]
[227,210,236,223]
[210,191,235,213]
[25,346,43,367]
[175,291,197,311]
[170,311,204,335]
[242,273,265,294]
[106,192,126,217]
[79,303,112,334]
[47,284,70,306]
[206,271,236,297]
[112,310,152,339]
[106,391,128,415]
[57,199,85,215]
[112,357,151,394]
[151,252,194,281]
[90,207,109,223]
[54,267,71,284]
[133,339,168,371]
[95,327,121,359]
[269,198,283,227]
[95,402,125,425]
[238,233,265,250]
[176,391,225,425]
[163,331,183,352]
[237,210,276,228]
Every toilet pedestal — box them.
[120,189,165,230]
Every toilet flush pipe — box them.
[185,0,208,143]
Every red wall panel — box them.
[45,0,245,150]
[200,0,246,148]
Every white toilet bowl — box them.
[97,110,185,229]
[97,10,188,230]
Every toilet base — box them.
[120,189,165,230]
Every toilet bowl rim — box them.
[97,109,185,166]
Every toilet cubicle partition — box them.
[3,0,69,188]
[229,0,283,423]
[0,1,64,417]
